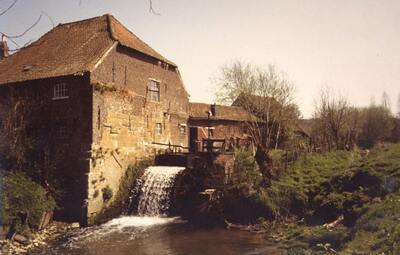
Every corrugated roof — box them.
[189,102,254,122]
[0,14,175,85]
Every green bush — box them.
[233,148,262,187]
[0,171,56,232]
[102,186,113,202]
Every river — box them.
[35,216,282,255]
[35,166,282,254]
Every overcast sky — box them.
[1,0,399,117]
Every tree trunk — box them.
[255,146,272,186]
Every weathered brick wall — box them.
[0,75,92,224]
[87,45,190,221]
[0,93,10,155]
[189,120,247,139]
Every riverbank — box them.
[0,222,79,254]
[218,144,399,254]
[263,143,400,254]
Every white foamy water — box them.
[137,166,185,216]
[62,216,183,249]
[60,166,185,250]
[105,216,182,229]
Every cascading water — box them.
[135,166,185,216]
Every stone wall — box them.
[87,45,190,223]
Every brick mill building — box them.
[0,14,252,225]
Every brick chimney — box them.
[0,39,9,60]
[210,103,216,116]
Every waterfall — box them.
[134,166,185,216]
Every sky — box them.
[1,0,399,117]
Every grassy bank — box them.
[224,144,400,254]
[267,144,400,254]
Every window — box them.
[155,123,162,135]
[148,80,160,102]
[56,124,67,138]
[179,124,186,135]
[97,107,101,130]
[53,83,68,99]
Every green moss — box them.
[102,186,113,202]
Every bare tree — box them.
[312,87,352,150]
[397,92,400,118]
[215,61,298,185]
[359,105,394,148]
[381,91,391,110]
[0,0,17,17]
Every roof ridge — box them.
[108,15,160,55]
[105,14,118,41]
[106,14,176,66]
[57,14,107,27]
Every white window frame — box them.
[148,79,160,102]
[53,83,69,100]
[155,123,162,135]
[179,123,186,135]
[56,125,66,138]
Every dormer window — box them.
[53,83,68,100]
[148,79,160,102]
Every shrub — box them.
[102,186,113,202]
[233,148,261,187]
[0,171,56,232]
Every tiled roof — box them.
[189,102,254,122]
[0,14,175,85]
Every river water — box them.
[37,216,282,255]
[36,166,282,254]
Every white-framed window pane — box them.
[148,80,160,102]
[179,125,186,134]
[53,83,68,99]
[56,124,66,138]
[155,123,162,135]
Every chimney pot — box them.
[0,40,9,60]
[211,103,216,117]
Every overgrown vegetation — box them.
[222,142,400,253]
[101,186,113,202]
[0,171,56,236]
[231,143,400,254]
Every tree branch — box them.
[149,0,161,15]
[0,0,17,17]
[1,14,42,39]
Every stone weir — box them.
[124,152,237,221]
[150,152,237,223]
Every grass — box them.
[261,149,360,220]
[266,143,400,254]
